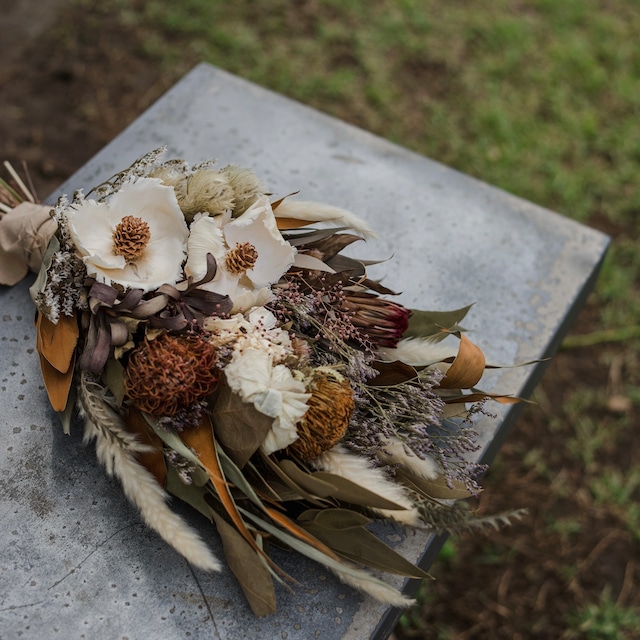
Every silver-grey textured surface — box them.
[0,63,608,639]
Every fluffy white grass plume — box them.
[274,198,377,239]
[78,375,221,572]
[377,336,458,367]
[329,563,416,608]
[312,444,420,525]
[377,436,440,481]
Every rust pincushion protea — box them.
[289,371,355,460]
[124,332,219,416]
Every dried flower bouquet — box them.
[0,150,522,616]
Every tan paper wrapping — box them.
[0,202,56,286]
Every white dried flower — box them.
[65,178,188,292]
[224,345,310,455]
[185,195,296,312]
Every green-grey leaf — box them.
[397,469,473,500]
[404,305,473,341]
[58,382,77,435]
[298,507,370,529]
[211,381,273,468]
[278,460,339,498]
[29,235,59,308]
[211,511,276,617]
[165,466,213,521]
[299,509,431,579]
[237,505,412,599]
[103,357,125,406]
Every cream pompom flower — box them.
[185,195,296,312]
[66,178,189,292]
[223,345,311,455]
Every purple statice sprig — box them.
[344,367,487,494]
[269,277,376,380]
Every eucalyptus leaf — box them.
[211,511,277,617]
[103,357,125,406]
[260,453,327,507]
[144,413,205,471]
[284,226,352,246]
[165,466,213,522]
[238,506,412,600]
[298,508,370,529]
[211,381,273,468]
[396,468,473,500]
[299,508,431,579]
[404,305,473,341]
[278,460,339,498]
[29,234,58,308]
[217,447,268,510]
[58,382,77,435]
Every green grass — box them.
[570,587,640,640]
[69,0,640,635]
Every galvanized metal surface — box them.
[0,63,609,639]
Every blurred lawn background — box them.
[16,0,640,637]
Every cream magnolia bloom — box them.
[185,195,296,312]
[66,178,188,292]
[224,345,310,455]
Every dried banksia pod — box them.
[289,371,355,460]
[124,332,219,416]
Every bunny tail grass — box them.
[78,374,221,572]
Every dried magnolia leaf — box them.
[38,350,75,412]
[438,334,486,390]
[36,311,78,373]
[211,511,277,617]
[125,408,167,488]
[211,381,273,468]
[275,217,317,230]
[368,360,418,387]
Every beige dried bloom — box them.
[178,169,235,219]
[220,165,265,216]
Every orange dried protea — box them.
[124,332,219,416]
[289,371,355,461]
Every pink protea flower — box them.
[343,291,411,349]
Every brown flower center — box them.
[113,215,151,263]
[225,242,258,275]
